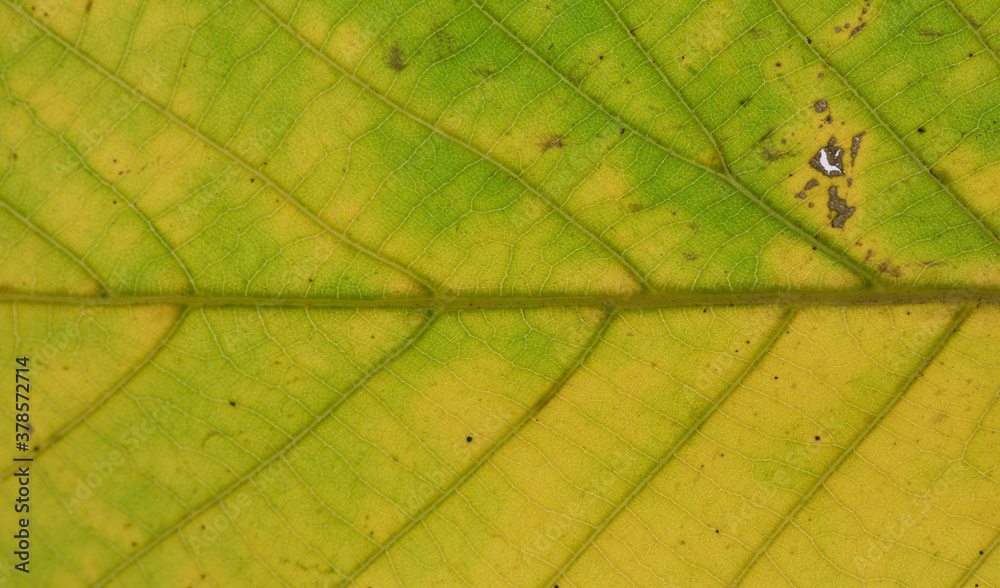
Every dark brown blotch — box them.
[827,185,855,229]
[540,134,564,152]
[850,132,865,166]
[386,44,406,71]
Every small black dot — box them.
[466,436,473,443]
[980,550,984,554]
[918,127,926,133]
[815,435,821,441]
[229,401,236,407]
[715,529,720,533]
[775,62,781,67]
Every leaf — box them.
[2,0,1000,585]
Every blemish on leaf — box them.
[878,261,903,278]
[761,146,787,162]
[804,178,819,191]
[827,186,855,229]
[473,65,496,79]
[810,137,845,177]
[540,134,564,152]
[386,44,407,71]
[813,100,828,113]
[849,132,865,167]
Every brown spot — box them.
[919,29,944,37]
[850,132,865,166]
[540,134,564,152]
[683,252,699,261]
[851,22,866,36]
[433,29,459,59]
[804,178,819,191]
[761,146,788,162]
[814,99,828,113]
[834,26,842,33]
[794,191,806,199]
[878,261,903,278]
[386,44,406,71]
[825,114,833,124]
[827,185,855,229]
[85,0,92,12]
[473,65,496,79]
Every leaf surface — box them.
[2,0,1000,585]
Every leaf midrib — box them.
[3,287,1000,308]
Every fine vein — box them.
[730,302,974,586]
[89,310,440,587]
[336,309,618,586]
[549,306,798,585]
